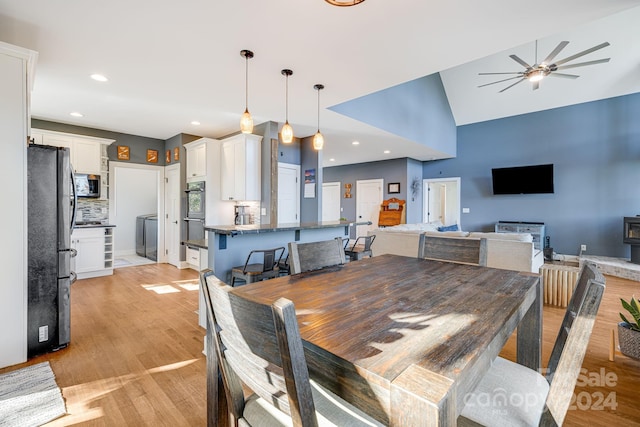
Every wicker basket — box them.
[618,322,640,360]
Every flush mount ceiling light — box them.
[325,0,365,6]
[239,49,254,134]
[90,74,108,82]
[280,69,294,144]
[313,84,325,151]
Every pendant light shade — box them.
[325,0,365,6]
[240,50,254,134]
[313,84,324,150]
[281,69,294,144]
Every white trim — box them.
[31,128,115,145]
[109,161,166,263]
[423,177,461,226]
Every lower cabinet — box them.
[72,227,114,279]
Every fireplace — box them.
[623,216,640,264]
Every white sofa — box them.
[368,224,544,273]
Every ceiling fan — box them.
[478,40,610,93]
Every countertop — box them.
[183,239,208,250]
[74,222,116,229]
[205,220,370,236]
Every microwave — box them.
[75,173,100,198]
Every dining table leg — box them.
[516,277,542,372]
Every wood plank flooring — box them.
[1,263,639,426]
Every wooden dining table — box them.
[206,254,542,426]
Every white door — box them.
[277,163,300,224]
[423,178,461,226]
[165,164,180,267]
[322,182,341,222]
[356,179,383,237]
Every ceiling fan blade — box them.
[555,58,610,70]
[499,77,526,93]
[509,54,532,69]
[478,76,523,88]
[552,42,610,66]
[548,73,580,79]
[542,41,569,64]
[478,72,524,75]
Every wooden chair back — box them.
[540,263,605,426]
[417,234,488,266]
[344,235,376,260]
[201,269,318,426]
[378,198,405,227]
[288,237,345,274]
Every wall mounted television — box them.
[491,164,554,195]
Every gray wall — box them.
[423,92,640,257]
[300,136,323,223]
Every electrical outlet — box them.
[581,244,587,252]
[38,325,48,342]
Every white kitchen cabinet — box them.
[72,227,114,279]
[185,139,207,182]
[31,129,112,175]
[220,134,262,201]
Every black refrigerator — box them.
[27,144,77,358]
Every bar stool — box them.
[230,247,285,286]
[344,235,376,261]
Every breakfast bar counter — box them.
[204,221,368,283]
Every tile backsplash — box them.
[77,199,108,223]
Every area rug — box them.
[0,361,66,427]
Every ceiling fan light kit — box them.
[479,40,610,93]
[325,0,365,6]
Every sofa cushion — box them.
[468,232,533,242]
[424,231,470,238]
[380,222,441,232]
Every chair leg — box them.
[231,276,236,287]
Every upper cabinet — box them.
[220,134,262,201]
[31,129,113,175]
[185,138,207,182]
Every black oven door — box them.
[186,181,205,219]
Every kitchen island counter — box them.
[205,220,362,236]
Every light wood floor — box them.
[2,264,639,426]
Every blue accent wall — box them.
[423,92,640,257]
[329,73,457,156]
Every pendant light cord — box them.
[285,73,289,121]
[316,87,320,131]
[245,56,249,111]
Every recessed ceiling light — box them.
[70,112,84,117]
[90,74,108,82]
[383,150,391,154]
[191,121,201,125]
[329,158,335,162]
[352,141,360,145]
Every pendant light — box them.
[313,84,325,150]
[239,49,254,134]
[280,69,294,144]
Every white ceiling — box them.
[1,0,639,167]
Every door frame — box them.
[164,163,180,267]
[277,162,300,224]
[423,177,461,226]
[109,161,166,263]
[356,178,384,238]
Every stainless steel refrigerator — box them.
[27,144,77,358]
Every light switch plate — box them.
[462,207,470,213]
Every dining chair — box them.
[230,247,285,286]
[288,237,345,274]
[458,262,605,427]
[418,234,488,266]
[200,269,383,427]
[344,235,376,261]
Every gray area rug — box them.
[0,361,66,427]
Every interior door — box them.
[277,163,300,224]
[322,182,341,222]
[165,164,180,267]
[423,178,461,226]
[356,179,383,237]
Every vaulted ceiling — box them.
[1,0,639,166]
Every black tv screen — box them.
[492,164,554,195]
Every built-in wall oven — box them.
[185,181,205,240]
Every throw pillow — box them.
[438,224,459,232]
